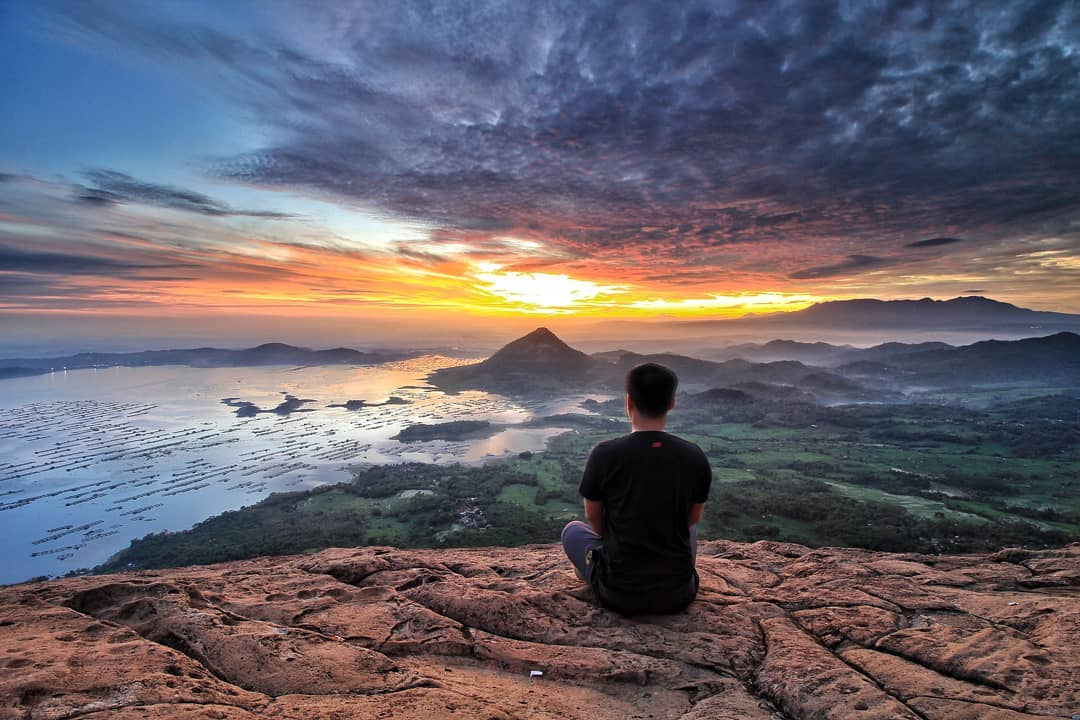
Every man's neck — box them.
[630,417,667,432]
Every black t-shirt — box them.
[578,430,712,614]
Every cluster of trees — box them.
[704,477,1072,553]
[393,420,494,442]
[446,503,565,547]
[96,488,370,572]
[663,388,1080,463]
[533,486,577,505]
[350,462,532,499]
[987,424,1080,459]
[784,459,1065,511]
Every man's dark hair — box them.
[625,363,678,418]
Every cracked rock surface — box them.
[2,540,1077,719]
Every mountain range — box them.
[854,332,1080,385]
[689,295,1080,331]
[431,326,1080,397]
[0,343,416,380]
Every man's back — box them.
[579,429,711,614]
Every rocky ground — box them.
[2,540,1077,720]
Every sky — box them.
[1,0,1079,350]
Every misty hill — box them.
[852,340,955,363]
[430,328,890,401]
[865,331,1080,385]
[0,342,415,379]
[691,333,1080,387]
[428,327,601,392]
[590,349,635,362]
[714,339,954,366]
[607,351,829,389]
[712,339,857,365]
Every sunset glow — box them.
[629,293,820,316]
[471,266,628,313]
[0,1,1077,348]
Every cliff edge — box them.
[2,540,1078,719]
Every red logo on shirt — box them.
[651,441,663,448]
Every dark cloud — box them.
[1000,0,1069,44]
[50,1,1080,274]
[0,247,195,275]
[77,188,125,206]
[905,237,964,249]
[79,170,295,218]
[0,274,72,295]
[788,254,895,280]
[0,173,16,183]
[0,274,177,303]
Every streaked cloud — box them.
[0,246,195,275]
[906,237,964,249]
[789,255,896,280]
[79,170,295,218]
[629,293,819,315]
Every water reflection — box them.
[0,357,597,584]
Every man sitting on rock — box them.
[562,362,712,615]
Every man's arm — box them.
[689,447,712,528]
[688,502,705,528]
[579,443,606,536]
[584,498,604,537]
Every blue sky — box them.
[2,3,240,180]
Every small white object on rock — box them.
[1008,601,1019,606]
[529,670,543,678]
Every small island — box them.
[392,420,497,442]
[221,393,317,417]
[328,396,412,411]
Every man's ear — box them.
[625,394,634,417]
[668,397,676,411]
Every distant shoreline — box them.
[0,343,424,381]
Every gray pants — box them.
[560,520,698,582]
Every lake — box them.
[0,356,591,584]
